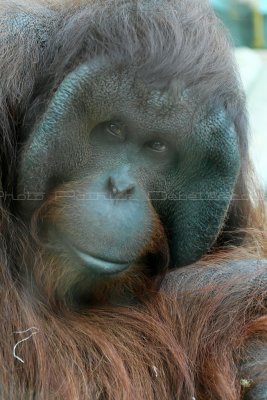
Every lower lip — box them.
[69,245,130,275]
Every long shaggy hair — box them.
[0,1,266,399]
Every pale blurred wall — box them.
[235,49,267,193]
[211,1,267,193]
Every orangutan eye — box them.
[106,122,125,139]
[147,140,168,153]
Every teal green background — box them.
[211,0,267,48]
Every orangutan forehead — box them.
[50,61,219,132]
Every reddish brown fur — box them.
[0,1,267,399]
[1,229,267,399]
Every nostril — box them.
[124,184,135,198]
[108,176,118,196]
[107,176,135,199]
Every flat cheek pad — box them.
[163,112,241,268]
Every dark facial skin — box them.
[17,60,241,285]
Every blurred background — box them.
[210,0,267,196]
